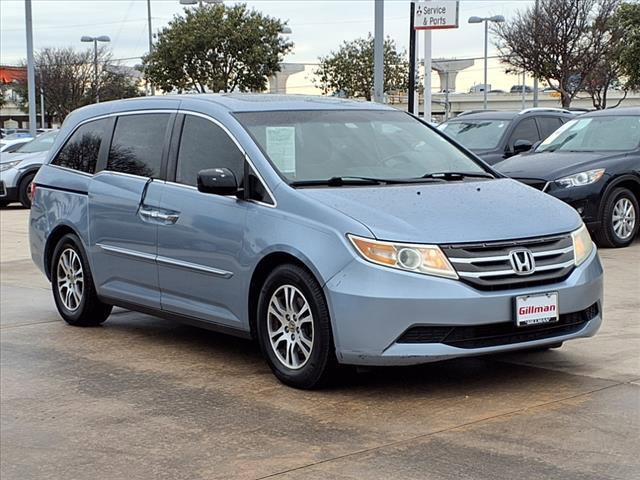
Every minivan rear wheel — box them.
[596,187,638,248]
[256,264,336,389]
[51,233,112,326]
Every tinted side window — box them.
[536,116,564,140]
[107,113,170,178]
[508,118,540,146]
[176,115,244,187]
[52,119,108,173]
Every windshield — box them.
[537,116,640,152]
[438,119,511,150]
[15,131,58,154]
[235,110,488,183]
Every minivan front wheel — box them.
[257,264,336,389]
[51,233,112,326]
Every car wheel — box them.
[256,264,336,389]
[0,201,9,208]
[596,187,639,248]
[18,172,36,208]
[51,233,112,326]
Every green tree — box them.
[493,0,619,107]
[143,3,292,93]
[616,2,640,91]
[313,34,410,101]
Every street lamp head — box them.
[179,0,197,4]
[468,16,483,24]
[96,35,111,42]
[280,26,292,34]
[81,36,94,42]
[489,15,505,23]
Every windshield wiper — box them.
[420,171,494,181]
[291,176,442,187]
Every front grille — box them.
[515,178,548,191]
[397,303,598,348]
[442,234,575,291]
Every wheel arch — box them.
[599,174,640,220]
[43,224,83,280]
[247,251,324,340]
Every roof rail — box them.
[518,107,574,115]
[457,109,497,117]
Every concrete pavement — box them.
[1,207,638,480]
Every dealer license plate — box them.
[515,292,559,327]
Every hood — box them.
[299,178,581,244]
[494,151,623,180]
[0,151,47,165]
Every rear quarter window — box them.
[51,118,109,174]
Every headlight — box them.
[0,160,22,172]
[348,234,458,279]
[571,224,594,266]
[556,169,605,188]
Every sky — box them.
[0,0,536,92]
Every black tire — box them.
[18,172,35,208]
[51,233,112,326]
[0,201,9,208]
[595,187,639,248]
[256,264,337,389]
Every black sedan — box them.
[495,108,640,248]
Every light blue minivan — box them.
[29,95,603,388]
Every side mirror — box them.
[513,139,533,155]
[197,168,239,196]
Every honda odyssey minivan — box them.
[29,95,603,389]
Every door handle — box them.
[139,207,179,224]
[156,212,179,224]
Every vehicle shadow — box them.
[103,309,585,399]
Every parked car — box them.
[511,85,535,93]
[0,138,31,153]
[29,95,602,389]
[438,108,575,164]
[495,108,640,248]
[0,130,58,208]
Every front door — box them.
[89,112,173,309]
[157,113,248,329]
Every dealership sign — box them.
[414,1,459,30]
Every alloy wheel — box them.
[57,248,84,311]
[612,197,636,240]
[267,284,314,370]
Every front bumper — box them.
[325,248,603,366]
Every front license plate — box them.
[515,292,559,327]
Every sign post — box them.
[413,1,459,121]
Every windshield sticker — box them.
[266,126,296,175]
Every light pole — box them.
[25,0,37,136]
[468,15,505,110]
[81,35,111,103]
[373,0,384,103]
[147,0,154,95]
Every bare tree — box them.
[15,47,142,123]
[493,0,619,107]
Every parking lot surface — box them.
[1,207,639,480]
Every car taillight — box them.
[29,182,37,200]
